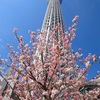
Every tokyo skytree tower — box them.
[41,0,66,45]
[42,0,65,33]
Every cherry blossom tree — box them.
[0,16,100,100]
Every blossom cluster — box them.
[0,16,100,100]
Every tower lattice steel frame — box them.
[41,0,66,49]
[42,0,65,33]
[42,0,66,38]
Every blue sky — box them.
[0,0,100,80]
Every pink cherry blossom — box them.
[13,27,18,33]
[0,95,3,100]
[26,67,31,72]
[72,15,79,22]
[0,16,99,100]
[42,91,48,96]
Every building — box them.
[42,0,65,33]
[41,0,66,45]
[0,69,20,100]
